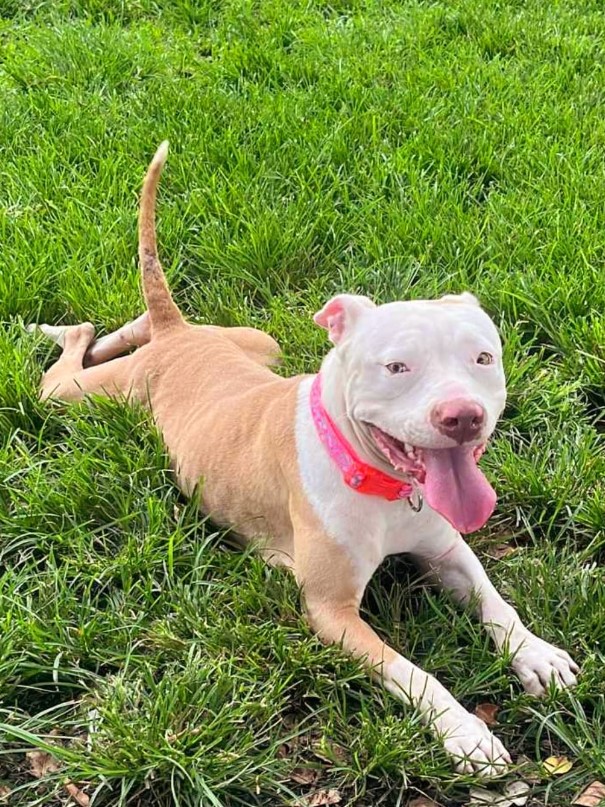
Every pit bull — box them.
[30,143,578,776]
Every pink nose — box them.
[430,399,486,444]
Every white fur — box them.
[296,376,459,590]
[296,294,578,774]
[27,323,68,347]
[324,297,507,452]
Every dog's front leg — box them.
[291,504,510,775]
[414,535,579,696]
[304,586,511,775]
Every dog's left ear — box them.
[438,292,480,306]
[314,294,376,344]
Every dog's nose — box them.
[430,399,486,444]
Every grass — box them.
[0,0,604,803]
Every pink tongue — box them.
[422,447,496,534]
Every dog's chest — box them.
[295,378,446,586]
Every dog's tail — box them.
[139,141,184,334]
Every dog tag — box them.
[407,486,423,512]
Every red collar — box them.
[310,374,414,502]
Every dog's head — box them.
[314,292,506,534]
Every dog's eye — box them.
[476,352,494,365]
[386,362,409,374]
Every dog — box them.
[30,143,578,776]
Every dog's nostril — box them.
[431,399,486,441]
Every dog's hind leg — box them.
[34,322,132,402]
[37,321,94,400]
[83,312,151,367]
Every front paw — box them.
[437,711,511,777]
[512,634,579,696]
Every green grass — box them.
[0,0,604,803]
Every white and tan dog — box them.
[32,143,578,776]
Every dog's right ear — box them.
[313,294,375,344]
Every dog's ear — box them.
[438,292,480,306]
[313,294,376,344]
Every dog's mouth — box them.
[368,424,495,534]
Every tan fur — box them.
[39,144,352,616]
[138,141,185,334]
[37,146,578,776]
[40,313,373,665]
[290,489,397,673]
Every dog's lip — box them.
[365,423,425,479]
[367,423,420,459]
[366,422,486,477]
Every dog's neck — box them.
[318,351,408,480]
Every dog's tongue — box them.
[422,447,496,534]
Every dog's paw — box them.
[512,634,579,696]
[26,322,96,350]
[438,711,511,777]
[26,323,68,347]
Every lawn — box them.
[0,0,604,804]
